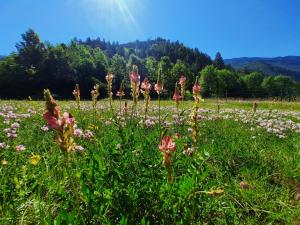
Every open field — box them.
[0,99,300,224]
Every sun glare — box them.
[84,0,139,29]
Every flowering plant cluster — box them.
[43,89,76,153]
[159,135,176,183]
[141,77,152,119]
[106,73,114,110]
[72,84,81,110]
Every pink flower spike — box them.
[179,76,186,84]
[193,81,201,95]
[129,71,140,83]
[155,81,163,94]
[63,112,75,125]
[43,111,60,130]
[172,91,182,102]
[141,78,152,91]
[159,135,176,152]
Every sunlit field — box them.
[1,97,300,224]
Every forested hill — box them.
[225,56,300,80]
[0,29,299,99]
[79,37,212,72]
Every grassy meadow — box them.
[0,98,300,224]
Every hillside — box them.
[225,56,300,80]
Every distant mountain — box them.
[225,56,300,80]
[0,55,5,60]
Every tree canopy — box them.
[0,29,299,100]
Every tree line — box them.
[0,29,299,100]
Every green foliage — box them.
[0,29,299,100]
[0,100,299,224]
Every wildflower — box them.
[0,143,8,149]
[43,89,76,153]
[105,73,114,82]
[16,145,26,152]
[7,133,17,139]
[192,79,201,95]
[2,159,8,165]
[155,68,164,124]
[43,89,61,130]
[183,146,195,156]
[141,77,152,91]
[105,120,112,125]
[116,143,122,149]
[84,130,94,140]
[41,125,49,132]
[3,128,11,134]
[72,84,81,110]
[159,135,176,183]
[11,122,20,129]
[129,65,140,111]
[30,155,41,165]
[190,77,202,149]
[106,73,114,110]
[141,77,152,119]
[91,84,100,107]
[145,118,155,128]
[172,84,182,103]
[179,75,186,99]
[129,66,140,83]
[116,80,125,114]
[74,128,83,137]
[75,145,84,151]
[154,80,163,95]
[116,90,125,97]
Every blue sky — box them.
[0,0,300,58]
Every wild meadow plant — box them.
[116,80,125,115]
[1,71,300,224]
[129,65,140,116]
[72,84,81,111]
[43,89,76,155]
[91,84,100,126]
[158,135,176,183]
[172,81,182,116]
[141,77,152,120]
[155,69,164,125]
[191,78,201,147]
[179,75,186,100]
[106,73,114,111]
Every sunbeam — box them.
[82,0,140,30]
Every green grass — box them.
[0,99,299,224]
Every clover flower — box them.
[16,145,26,152]
[74,128,83,137]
